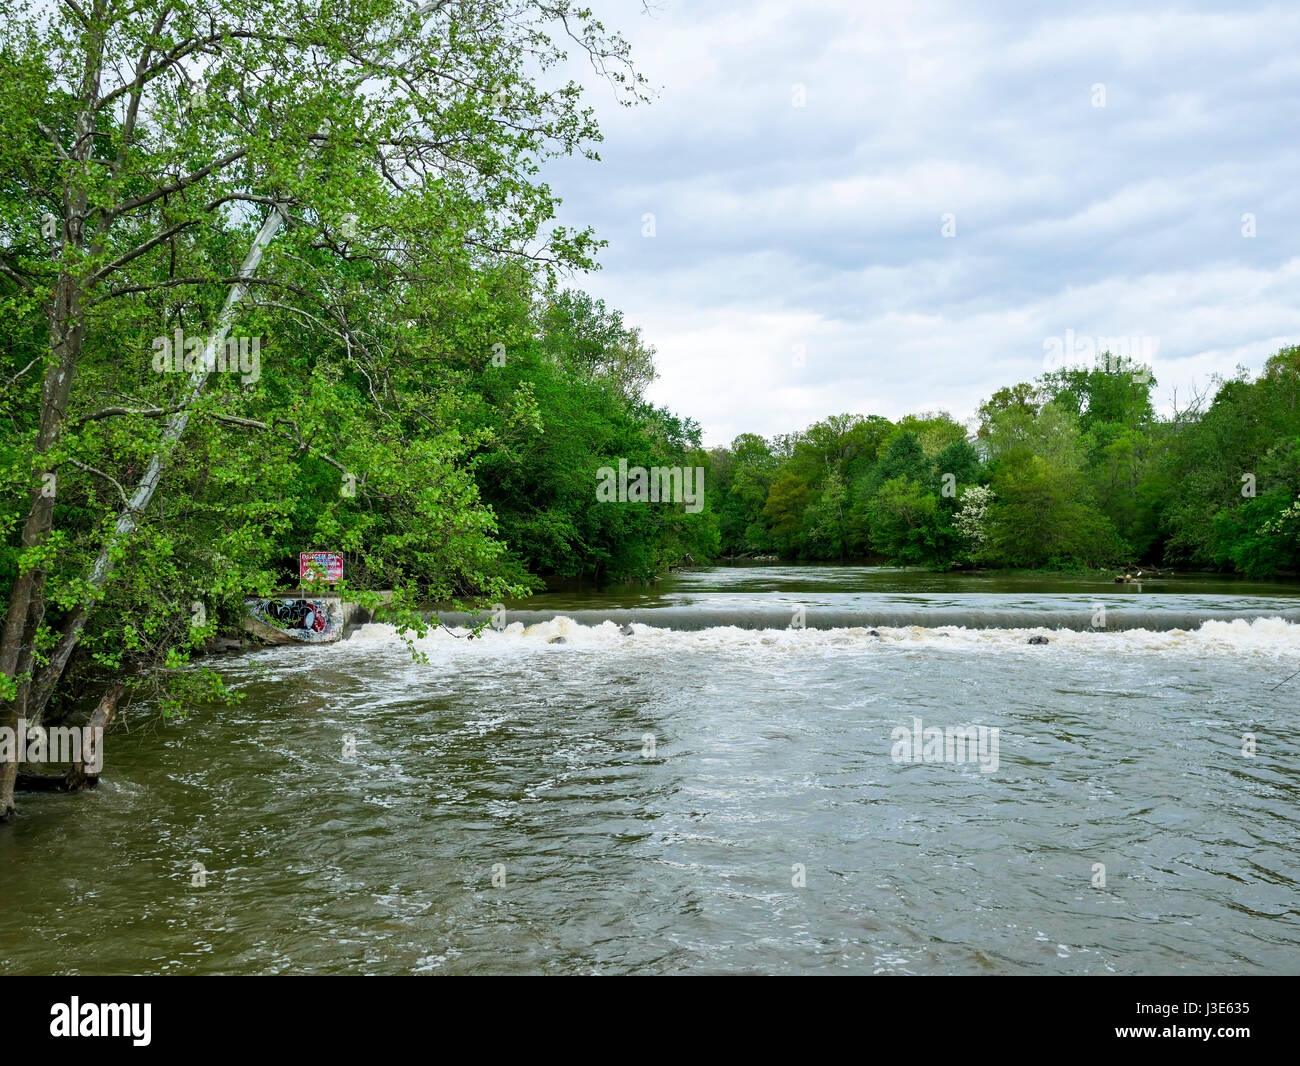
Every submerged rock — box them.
[549,636,567,644]
[1027,635,1049,645]
[199,635,245,655]
[619,623,634,636]
[867,629,881,637]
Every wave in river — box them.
[420,606,1300,633]
[344,614,1300,656]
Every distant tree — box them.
[977,383,1044,449]
[891,411,968,457]
[983,454,1126,568]
[933,439,983,503]
[865,476,948,565]
[763,471,812,555]
[538,290,657,402]
[805,469,849,559]
[1040,354,1156,432]
[954,485,995,559]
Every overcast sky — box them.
[544,0,1300,447]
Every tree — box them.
[1157,348,1300,570]
[1041,354,1156,432]
[707,433,778,555]
[861,430,929,491]
[537,289,657,402]
[976,382,1043,450]
[891,411,968,458]
[763,471,811,556]
[865,476,946,565]
[0,0,645,815]
[983,454,1126,568]
[954,484,995,559]
[804,469,849,559]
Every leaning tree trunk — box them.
[0,204,288,817]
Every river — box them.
[2,566,1298,974]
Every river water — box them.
[2,566,1298,974]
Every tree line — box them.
[704,349,1300,575]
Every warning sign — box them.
[299,552,343,584]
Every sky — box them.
[542,0,1300,447]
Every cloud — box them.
[544,0,1300,446]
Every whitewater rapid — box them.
[341,614,1300,658]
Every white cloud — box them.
[545,0,1300,446]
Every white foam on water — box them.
[340,615,1300,658]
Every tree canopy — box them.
[704,350,1300,576]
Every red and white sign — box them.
[299,552,343,584]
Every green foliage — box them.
[0,0,663,727]
[1157,348,1300,570]
[864,476,945,565]
[4,0,1298,745]
[703,348,1300,576]
[763,471,813,555]
[982,454,1126,569]
[1210,494,1300,576]
[706,433,779,555]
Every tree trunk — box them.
[0,303,85,817]
[0,51,104,815]
[65,683,125,790]
[1,206,287,817]
[13,684,123,793]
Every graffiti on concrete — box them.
[244,597,341,642]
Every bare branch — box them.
[34,121,70,161]
[75,402,190,425]
[65,457,134,510]
[87,219,197,284]
[4,357,41,387]
[108,149,247,219]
